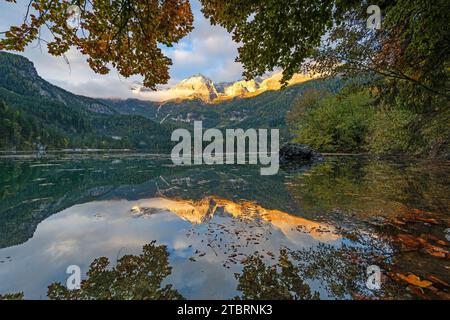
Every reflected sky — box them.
[0,197,342,299]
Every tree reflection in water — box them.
[1,237,448,300]
[234,249,319,300]
[290,243,395,300]
[0,292,24,300]
[47,241,184,300]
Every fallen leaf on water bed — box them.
[422,244,449,258]
[398,207,431,216]
[397,274,433,288]
[391,217,406,225]
[437,240,448,246]
[426,275,449,288]
[396,234,424,248]
[415,217,439,225]
[420,233,440,242]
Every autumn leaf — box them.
[397,274,433,288]
[396,234,424,248]
[427,275,449,288]
[422,244,449,259]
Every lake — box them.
[0,153,449,299]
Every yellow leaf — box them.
[397,274,433,288]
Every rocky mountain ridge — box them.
[132,72,313,103]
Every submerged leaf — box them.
[397,274,433,288]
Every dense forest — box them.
[287,84,449,158]
[0,52,175,151]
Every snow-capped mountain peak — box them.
[171,74,218,101]
[131,72,313,103]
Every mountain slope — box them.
[0,52,174,151]
[105,77,345,141]
[0,52,116,115]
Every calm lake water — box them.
[0,153,449,300]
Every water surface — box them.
[0,154,449,299]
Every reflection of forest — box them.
[0,241,396,300]
[46,242,184,300]
[0,156,290,248]
[2,238,446,300]
[287,158,450,221]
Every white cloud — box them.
[210,60,245,83]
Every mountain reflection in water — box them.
[0,154,448,300]
[131,197,340,242]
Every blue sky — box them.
[0,0,243,100]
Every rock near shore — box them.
[279,143,324,165]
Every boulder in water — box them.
[279,143,323,165]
